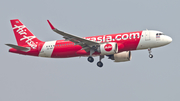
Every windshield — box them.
[156,33,164,35]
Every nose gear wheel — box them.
[149,54,153,58]
[148,48,153,58]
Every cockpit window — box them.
[156,33,164,35]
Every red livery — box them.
[6,19,172,67]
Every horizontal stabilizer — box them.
[5,44,30,52]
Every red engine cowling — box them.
[97,42,118,55]
[109,51,132,62]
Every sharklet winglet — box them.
[47,20,55,30]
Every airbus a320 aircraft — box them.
[6,19,172,67]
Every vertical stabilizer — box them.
[10,19,42,49]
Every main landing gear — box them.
[148,48,153,58]
[97,55,104,67]
[97,61,103,67]
[87,49,104,67]
[87,49,95,63]
[87,56,94,62]
[87,55,104,67]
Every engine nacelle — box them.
[97,42,118,55]
[109,51,132,62]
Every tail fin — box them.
[10,19,42,49]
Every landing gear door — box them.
[145,31,150,41]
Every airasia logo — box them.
[13,25,37,49]
[104,44,112,51]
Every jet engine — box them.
[109,51,132,62]
[97,42,118,55]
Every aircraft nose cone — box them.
[167,36,172,44]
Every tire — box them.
[87,56,94,63]
[97,61,103,67]
[149,54,153,58]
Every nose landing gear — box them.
[148,48,153,58]
[149,54,153,58]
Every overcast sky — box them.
[1,0,180,101]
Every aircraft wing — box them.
[47,20,99,52]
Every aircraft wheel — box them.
[149,54,153,58]
[88,56,94,63]
[97,61,103,67]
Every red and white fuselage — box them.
[7,19,172,67]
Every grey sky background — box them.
[1,0,179,101]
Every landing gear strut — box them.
[97,55,104,67]
[148,48,153,58]
[87,49,95,63]
[87,48,105,67]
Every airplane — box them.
[6,19,172,67]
